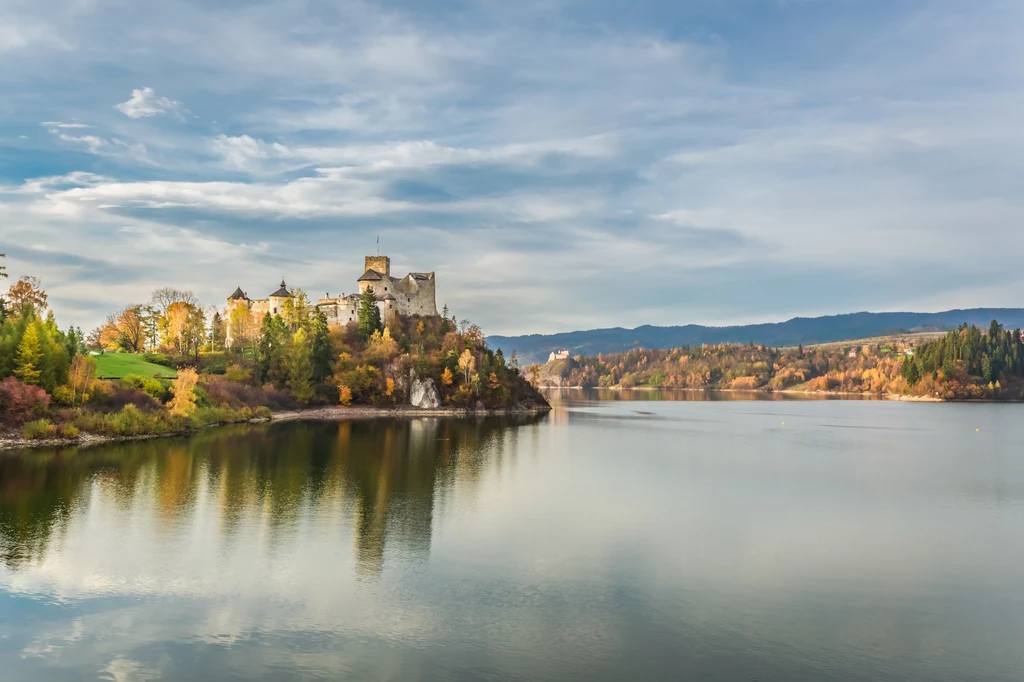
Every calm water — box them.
[2,392,1023,681]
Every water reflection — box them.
[0,416,544,579]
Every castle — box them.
[225,255,437,342]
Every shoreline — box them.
[0,404,551,452]
[541,385,950,401]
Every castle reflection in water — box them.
[0,415,547,579]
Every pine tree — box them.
[357,287,382,339]
[287,328,315,403]
[310,308,333,383]
[14,323,43,386]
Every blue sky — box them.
[1,0,1022,335]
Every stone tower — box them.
[364,256,390,276]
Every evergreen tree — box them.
[210,311,225,351]
[357,287,382,339]
[14,322,43,386]
[287,328,315,403]
[310,308,333,383]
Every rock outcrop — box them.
[410,375,441,409]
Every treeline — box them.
[533,322,1024,400]
[900,322,1024,399]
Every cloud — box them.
[114,87,185,119]
[2,0,1024,335]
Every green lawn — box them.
[93,353,178,379]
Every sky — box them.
[1,0,1022,336]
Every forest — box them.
[0,256,546,443]
[531,322,1024,400]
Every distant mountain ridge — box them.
[489,309,1024,365]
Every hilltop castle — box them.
[225,255,437,342]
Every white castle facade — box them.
[225,255,437,342]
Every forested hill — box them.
[489,309,1024,364]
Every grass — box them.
[94,353,178,380]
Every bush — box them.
[224,363,253,383]
[22,419,57,440]
[143,353,175,368]
[0,377,51,425]
[51,385,75,406]
[200,352,230,375]
[57,423,80,439]
[87,380,160,412]
[71,404,180,438]
[120,375,168,401]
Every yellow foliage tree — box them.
[337,385,353,406]
[441,367,454,386]
[168,367,199,417]
[458,349,475,384]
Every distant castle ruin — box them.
[225,255,437,343]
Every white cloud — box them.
[115,87,185,119]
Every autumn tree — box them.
[8,276,47,316]
[14,323,44,386]
[68,354,96,405]
[458,348,475,385]
[168,367,199,417]
[281,289,312,332]
[228,306,257,354]
[115,305,147,352]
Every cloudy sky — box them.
[1,0,1022,335]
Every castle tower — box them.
[364,255,390,277]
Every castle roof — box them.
[358,270,383,282]
[379,293,397,301]
[409,272,434,280]
[228,287,247,301]
[269,279,291,298]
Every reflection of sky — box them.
[2,404,1024,681]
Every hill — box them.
[94,353,179,379]
[489,309,1024,365]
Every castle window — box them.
[273,307,277,314]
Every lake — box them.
[2,392,1023,681]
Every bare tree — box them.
[151,287,198,314]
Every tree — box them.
[458,348,475,385]
[163,301,192,352]
[168,367,199,417]
[357,287,382,339]
[257,313,288,384]
[68,354,96,405]
[210,311,225,351]
[287,328,314,403]
[310,308,333,383]
[14,323,44,386]
[229,306,258,355]
[281,289,312,331]
[116,305,147,352]
[151,287,197,314]
[8,276,47,316]
[0,253,6,279]
[183,305,206,359]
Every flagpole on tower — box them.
[376,235,379,255]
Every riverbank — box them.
[0,404,551,452]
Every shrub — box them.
[57,423,80,439]
[200,352,230,375]
[51,385,75,406]
[0,377,51,425]
[22,419,57,440]
[224,363,253,383]
[120,375,168,401]
[169,368,199,417]
[87,380,160,412]
[143,353,175,368]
